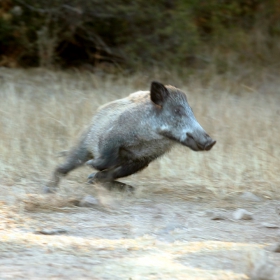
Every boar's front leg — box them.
[88,160,149,191]
[86,145,136,179]
[100,160,149,180]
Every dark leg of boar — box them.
[45,141,92,193]
[87,160,149,191]
[88,141,134,171]
[96,160,149,181]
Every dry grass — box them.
[0,67,279,198]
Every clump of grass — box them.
[0,67,279,198]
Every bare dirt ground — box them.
[0,178,280,280]
[0,69,280,279]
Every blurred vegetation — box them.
[0,0,280,71]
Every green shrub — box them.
[0,0,279,70]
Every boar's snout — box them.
[186,133,216,151]
[203,139,216,151]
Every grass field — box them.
[0,67,279,197]
[1,67,280,279]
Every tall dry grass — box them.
[0,67,279,197]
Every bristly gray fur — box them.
[45,81,215,193]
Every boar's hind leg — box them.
[45,145,92,193]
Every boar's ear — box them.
[150,81,169,106]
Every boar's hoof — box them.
[93,181,135,194]
[105,181,135,193]
[114,181,134,193]
[87,172,97,184]
[88,172,135,193]
[86,159,94,167]
[43,185,57,194]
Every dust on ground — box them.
[0,68,280,279]
[0,179,279,280]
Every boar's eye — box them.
[174,106,185,116]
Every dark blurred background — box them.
[0,0,279,71]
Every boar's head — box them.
[151,81,216,151]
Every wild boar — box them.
[45,81,216,193]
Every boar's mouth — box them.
[160,130,216,151]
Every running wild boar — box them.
[45,81,216,193]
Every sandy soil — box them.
[1,69,280,279]
[0,179,279,280]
